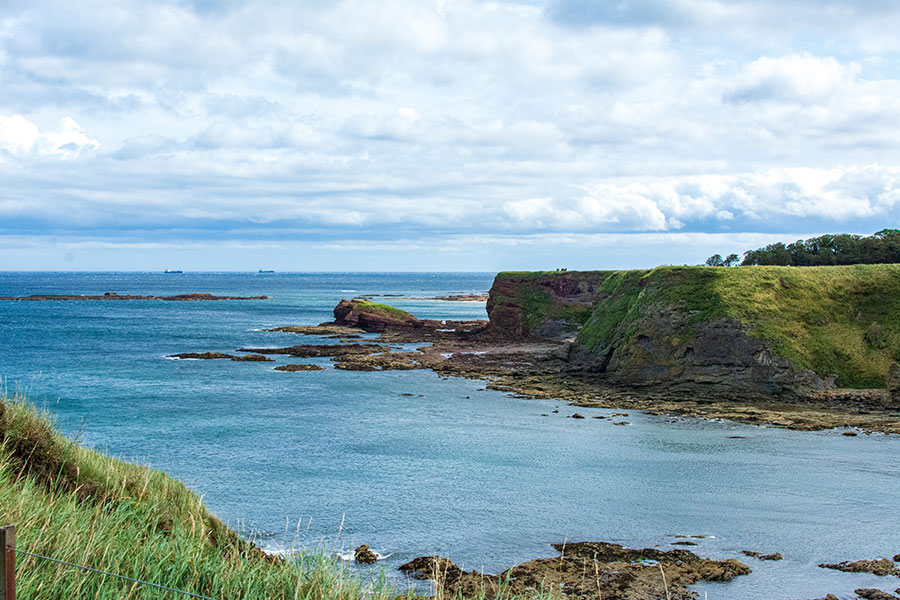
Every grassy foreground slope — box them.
[575,265,900,389]
[0,393,392,600]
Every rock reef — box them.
[399,541,751,600]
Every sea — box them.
[1,271,898,599]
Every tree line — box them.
[706,229,900,267]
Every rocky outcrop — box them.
[273,364,325,372]
[399,541,750,600]
[353,545,378,564]
[332,352,424,371]
[230,354,273,362]
[855,590,900,600]
[333,298,423,332]
[819,558,899,577]
[169,352,274,361]
[169,352,235,360]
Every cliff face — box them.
[485,271,606,339]
[487,266,900,395]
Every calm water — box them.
[1,272,898,599]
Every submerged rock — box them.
[273,364,325,372]
[742,550,783,561]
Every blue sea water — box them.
[1,271,898,599]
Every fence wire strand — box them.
[12,548,219,600]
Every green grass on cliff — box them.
[0,393,395,600]
[576,265,900,388]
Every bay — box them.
[1,272,898,598]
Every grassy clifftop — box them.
[492,265,900,389]
[0,393,390,600]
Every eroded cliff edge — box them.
[487,265,900,399]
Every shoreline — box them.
[178,317,900,434]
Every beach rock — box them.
[231,354,272,362]
[570,413,585,419]
[274,364,325,372]
[169,352,235,360]
[399,541,750,600]
[820,559,899,577]
[354,545,378,565]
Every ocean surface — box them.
[1,271,898,599]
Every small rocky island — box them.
[0,292,268,301]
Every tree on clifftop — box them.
[707,230,900,267]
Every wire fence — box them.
[3,525,220,600]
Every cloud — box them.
[1,0,900,269]
[726,53,860,104]
[0,114,98,159]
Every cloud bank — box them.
[1,0,899,269]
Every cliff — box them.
[487,266,900,396]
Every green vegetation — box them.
[353,299,414,321]
[0,393,395,600]
[708,229,900,267]
[575,265,900,388]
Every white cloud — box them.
[727,53,860,104]
[0,114,39,155]
[0,114,97,159]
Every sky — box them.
[1,0,900,271]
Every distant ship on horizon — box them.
[164,269,183,274]
[257,269,275,274]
